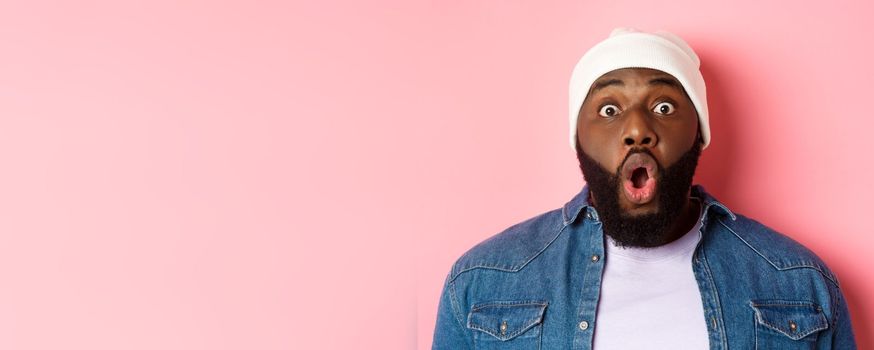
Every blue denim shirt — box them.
[432,184,856,349]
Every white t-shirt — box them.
[593,204,709,349]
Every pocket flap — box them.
[467,301,548,341]
[750,300,828,340]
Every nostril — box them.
[624,138,634,146]
[641,137,651,145]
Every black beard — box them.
[575,140,702,248]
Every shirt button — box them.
[578,321,589,330]
[591,255,600,262]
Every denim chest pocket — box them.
[467,301,547,350]
[750,300,828,349]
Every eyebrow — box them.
[648,77,683,90]
[590,79,624,93]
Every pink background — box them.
[0,1,871,349]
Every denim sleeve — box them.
[829,285,857,349]
[432,274,473,350]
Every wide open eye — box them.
[598,104,621,117]
[653,102,675,115]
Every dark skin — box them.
[577,67,701,245]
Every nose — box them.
[622,109,658,148]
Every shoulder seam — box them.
[448,221,572,282]
[717,218,839,287]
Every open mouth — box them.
[621,153,658,204]
[631,167,649,188]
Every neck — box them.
[659,195,701,245]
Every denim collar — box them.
[562,184,736,225]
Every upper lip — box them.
[621,152,658,181]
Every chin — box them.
[622,206,660,218]
[618,193,661,214]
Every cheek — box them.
[656,117,699,165]
[578,121,624,169]
[678,115,700,148]
[579,136,622,171]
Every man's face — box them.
[576,68,701,247]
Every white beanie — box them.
[569,28,710,150]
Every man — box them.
[432,28,856,349]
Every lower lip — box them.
[623,177,656,204]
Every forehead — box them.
[587,68,685,96]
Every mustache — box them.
[616,147,662,175]
[574,139,703,247]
